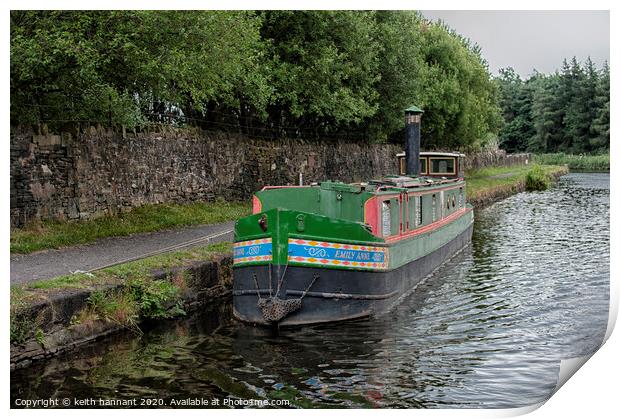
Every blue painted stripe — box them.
[234,242,272,261]
[288,243,386,264]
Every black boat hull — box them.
[233,222,473,326]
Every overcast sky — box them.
[421,10,610,78]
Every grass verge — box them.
[10,242,232,344]
[11,200,250,254]
[533,153,609,172]
[466,164,568,206]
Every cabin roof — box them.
[370,175,460,190]
[404,104,424,114]
[396,151,466,158]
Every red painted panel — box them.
[252,195,262,214]
[363,196,379,235]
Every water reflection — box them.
[11,173,610,408]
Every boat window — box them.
[408,195,416,229]
[416,196,422,227]
[399,157,406,175]
[419,158,427,174]
[432,194,437,222]
[390,200,400,235]
[429,158,456,175]
[459,187,464,207]
[382,201,391,237]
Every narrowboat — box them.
[233,106,474,326]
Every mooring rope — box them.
[252,273,262,299]
[274,260,290,297]
[81,228,233,273]
[300,274,320,299]
[268,262,273,297]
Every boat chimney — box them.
[404,105,424,177]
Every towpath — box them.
[10,221,234,285]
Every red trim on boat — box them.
[260,185,312,191]
[385,206,472,243]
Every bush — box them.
[525,165,551,191]
[85,279,185,331]
[127,279,185,319]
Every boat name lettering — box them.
[334,250,370,261]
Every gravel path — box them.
[10,221,235,285]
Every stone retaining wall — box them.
[462,149,530,171]
[10,125,530,227]
[10,255,232,370]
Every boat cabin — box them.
[252,173,467,242]
[249,106,469,244]
[397,151,465,179]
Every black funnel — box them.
[404,105,424,177]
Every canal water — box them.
[11,173,610,408]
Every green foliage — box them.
[10,287,41,344]
[261,11,380,125]
[525,165,552,191]
[10,11,268,128]
[11,10,501,148]
[10,312,35,345]
[34,328,45,346]
[496,67,535,152]
[86,279,184,329]
[591,62,610,150]
[534,153,610,172]
[28,273,103,290]
[87,289,140,328]
[127,278,185,319]
[416,21,502,150]
[11,201,249,254]
[355,11,425,141]
[497,57,610,154]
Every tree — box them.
[259,11,381,133]
[529,73,564,153]
[11,10,505,150]
[591,61,610,151]
[10,11,270,127]
[496,57,609,154]
[417,21,501,150]
[361,11,426,141]
[496,67,535,152]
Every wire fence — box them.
[12,99,378,142]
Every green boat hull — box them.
[233,206,474,326]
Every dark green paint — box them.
[404,104,424,114]
[235,208,382,267]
